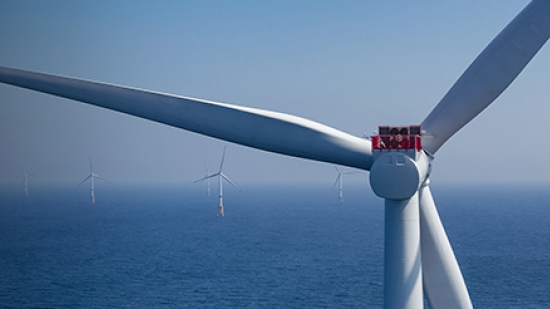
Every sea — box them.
[0,183,549,308]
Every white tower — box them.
[21,169,38,197]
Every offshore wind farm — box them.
[1,1,550,309]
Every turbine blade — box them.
[78,175,92,186]
[331,174,341,191]
[0,66,373,170]
[419,184,473,309]
[221,173,241,192]
[94,174,110,183]
[421,0,550,154]
[89,156,93,173]
[194,173,218,183]
[219,145,227,172]
[203,163,211,187]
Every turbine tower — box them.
[2,1,550,307]
[203,163,211,196]
[332,166,358,204]
[20,168,38,197]
[194,146,240,216]
[78,156,109,203]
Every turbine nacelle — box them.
[370,125,429,200]
[370,151,430,200]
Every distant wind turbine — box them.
[332,166,359,204]
[78,156,109,203]
[20,168,38,197]
[195,146,240,216]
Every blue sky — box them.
[1,0,549,186]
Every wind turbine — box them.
[20,168,38,197]
[332,166,359,204]
[1,1,550,307]
[194,146,240,216]
[78,156,109,203]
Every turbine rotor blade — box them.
[94,174,110,183]
[332,174,341,191]
[419,184,473,309]
[219,146,227,172]
[0,66,373,170]
[421,0,550,154]
[79,175,92,186]
[194,173,218,183]
[221,173,241,192]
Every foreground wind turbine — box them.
[20,168,38,197]
[332,166,359,204]
[78,157,109,203]
[1,1,550,307]
[194,146,240,216]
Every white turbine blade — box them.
[78,175,92,186]
[219,145,227,172]
[419,184,472,309]
[89,156,93,173]
[221,173,241,192]
[331,174,341,191]
[194,173,218,183]
[0,66,373,170]
[335,165,361,175]
[94,174,110,183]
[203,163,211,187]
[421,0,550,154]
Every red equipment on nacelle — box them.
[372,125,422,152]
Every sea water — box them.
[0,184,548,308]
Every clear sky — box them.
[1,0,549,187]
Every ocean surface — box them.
[0,183,549,308]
